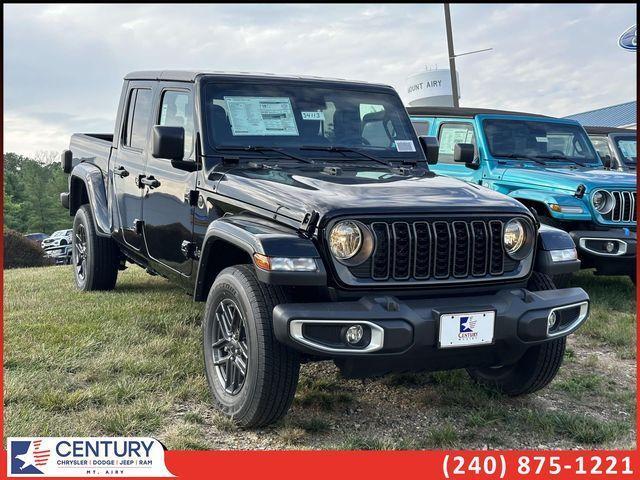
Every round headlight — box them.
[592,190,613,214]
[503,219,527,258]
[329,221,363,260]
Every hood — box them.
[501,165,637,193]
[215,165,528,222]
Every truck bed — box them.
[69,133,113,173]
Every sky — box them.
[3,3,637,157]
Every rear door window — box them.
[411,120,431,137]
[123,88,152,150]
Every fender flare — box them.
[68,162,111,237]
[535,224,581,276]
[194,215,326,300]
[508,188,588,219]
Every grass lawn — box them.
[3,265,636,449]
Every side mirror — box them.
[418,136,439,165]
[152,126,185,160]
[453,143,478,169]
[602,154,612,169]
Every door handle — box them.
[137,175,161,189]
[114,166,129,178]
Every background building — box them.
[563,100,636,129]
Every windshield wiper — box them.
[534,154,586,167]
[216,145,314,164]
[300,145,392,166]
[497,154,547,166]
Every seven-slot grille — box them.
[607,191,637,223]
[365,219,512,282]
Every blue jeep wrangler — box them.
[409,107,637,284]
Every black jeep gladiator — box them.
[61,70,588,427]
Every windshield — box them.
[613,135,637,165]
[202,81,423,162]
[482,118,600,166]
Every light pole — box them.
[443,3,459,107]
[443,4,492,107]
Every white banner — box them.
[7,437,174,477]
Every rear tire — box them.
[466,272,565,396]
[203,265,300,428]
[72,205,119,291]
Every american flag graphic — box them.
[32,440,51,467]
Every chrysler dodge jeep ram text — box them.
[61,71,588,426]
[409,107,637,285]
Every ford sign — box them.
[618,24,637,51]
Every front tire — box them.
[72,205,119,291]
[466,272,566,396]
[203,265,300,428]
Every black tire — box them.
[552,273,572,288]
[203,265,300,428]
[466,272,566,396]
[72,204,119,291]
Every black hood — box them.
[214,165,529,223]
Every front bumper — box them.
[273,287,589,377]
[44,245,72,264]
[570,229,636,275]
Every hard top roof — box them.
[406,106,553,119]
[124,70,391,88]
[583,125,637,135]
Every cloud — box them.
[3,3,636,156]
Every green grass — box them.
[4,265,205,447]
[568,271,636,358]
[3,265,636,450]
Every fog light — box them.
[605,241,616,253]
[548,311,557,329]
[345,325,364,344]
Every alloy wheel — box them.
[211,298,249,395]
[74,224,87,281]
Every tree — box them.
[3,152,72,234]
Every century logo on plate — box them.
[7,437,174,477]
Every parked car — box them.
[24,233,49,243]
[41,229,72,249]
[585,126,636,172]
[408,107,637,285]
[61,71,588,427]
[44,244,73,265]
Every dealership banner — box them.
[7,437,173,477]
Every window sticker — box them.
[224,96,299,136]
[439,127,473,154]
[301,111,325,121]
[395,140,416,152]
[536,136,548,142]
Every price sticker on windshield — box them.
[395,140,416,152]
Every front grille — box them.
[362,218,517,282]
[608,191,636,223]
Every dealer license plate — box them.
[438,311,495,349]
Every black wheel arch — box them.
[68,163,111,237]
[194,215,327,301]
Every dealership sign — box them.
[7,437,174,477]
[618,24,636,51]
